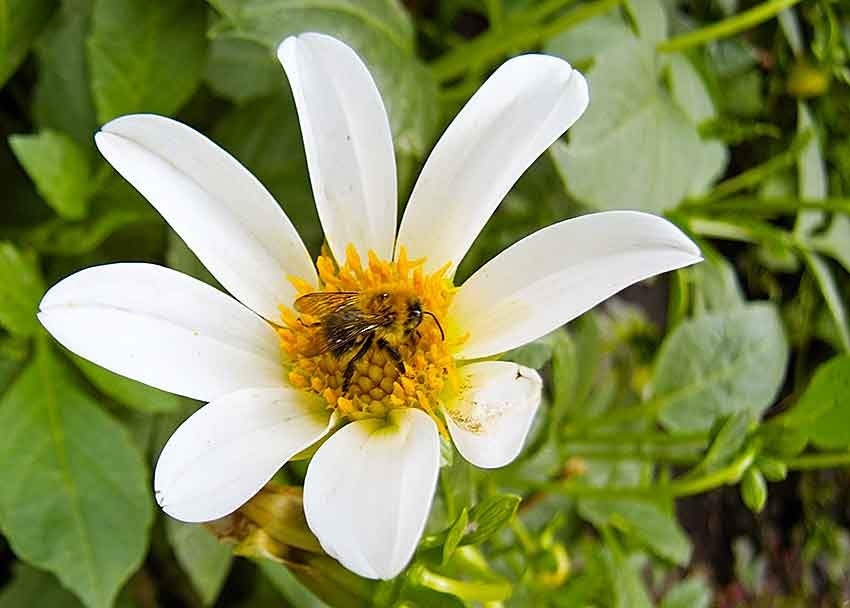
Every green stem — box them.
[657,0,805,53]
[411,565,512,602]
[431,0,621,82]
[687,130,812,205]
[560,431,707,464]
[787,452,850,470]
[567,394,671,432]
[669,448,757,496]
[680,196,850,216]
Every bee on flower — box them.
[38,33,701,580]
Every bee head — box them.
[405,300,423,331]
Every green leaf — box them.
[9,130,93,220]
[661,578,712,608]
[544,12,633,65]
[165,520,232,606]
[203,37,281,103]
[33,0,98,148]
[801,251,850,353]
[87,0,207,122]
[421,494,520,549]
[503,339,553,370]
[0,563,83,608]
[551,38,724,212]
[0,242,44,336]
[0,0,57,87]
[0,343,153,608]
[19,175,159,256]
[691,412,751,477]
[72,355,183,413]
[601,530,652,608]
[624,0,667,44]
[778,355,850,449]
[690,246,745,313]
[740,467,767,513]
[653,303,789,433]
[258,560,329,608]
[667,54,715,125]
[208,0,439,189]
[441,508,468,565]
[463,494,521,545]
[580,499,691,566]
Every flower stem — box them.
[410,565,512,602]
[657,0,805,53]
[787,452,850,470]
[431,0,621,82]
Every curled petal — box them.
[155,387,333,522]
[38,263,284,402]
[443,361,542,469]
[396,54,588,274]
[304,409,439,579]
[450,211,701,359]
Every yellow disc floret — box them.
[277,245,463,435]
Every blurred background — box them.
[2,0,850,606]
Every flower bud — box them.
[741,468,767,513]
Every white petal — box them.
[396,54,588,274]
[278,33,397,263]
[303,409,439,579]
[155,387,332,522]
[451,211,702,359]
[38,263,284,402]
[95,114,315,323]
[442,361,542,469]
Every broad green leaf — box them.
[0,243,44,336]
[208,0,439,189]
[87,0,207,122]
[0,0,56,87]
[212,92,321,253]
[690,248,745,313]
[0,563,82,608]
[72,355,182,413]
[0,343,153,608]
[668,54,716,125]
[580,499,691,566]
[166,520,232,606]
[602,532,652,608]
[441,508,468,565]
[33,0,98,147]
[778,355,850,449]
[9,130,93,220]
[258,560,329,608]
[203,37,280,103]
[653,303,789,433]
[661,578,712,608]
[551,38,724,212]
[544,12,633,65]
[624,0,667,44]
[19,175,159,256]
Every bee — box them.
[294,287,445,394]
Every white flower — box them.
[37,33,701,580]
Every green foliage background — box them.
[1,0,850,606]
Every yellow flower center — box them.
[277,245,463,436]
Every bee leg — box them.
[342,334,374,394]
[297,318,321,328]
[377,338,406,376]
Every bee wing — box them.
[294,292,359,318]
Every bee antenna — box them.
[422,311,445,341]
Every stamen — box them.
[277,245,465,425]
